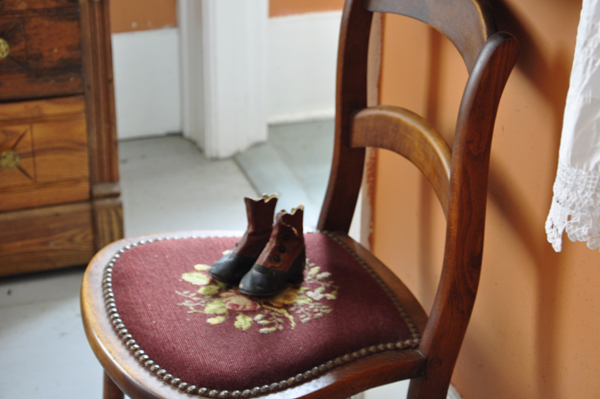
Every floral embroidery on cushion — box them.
[176,259,338,334]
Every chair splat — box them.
[350,106,452,216]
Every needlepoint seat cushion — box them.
[102,232,420,397]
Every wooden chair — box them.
[81,1,519,398]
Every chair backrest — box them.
[317,0,519,390]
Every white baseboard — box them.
[111,28,182,140]
[448,385,464,399]
[361,380,463,399]
[267,108,335,125]
[267,11,342,125]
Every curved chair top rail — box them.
[317,0,505,233]
[318,0,519,395]
[363,0,498,72]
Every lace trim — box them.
[546,162,600,252]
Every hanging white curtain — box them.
[546,0,600,252]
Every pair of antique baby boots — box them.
[209,194,306,297]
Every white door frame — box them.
[178,0,268,159]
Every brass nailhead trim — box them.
[323,231,422,343]
[103,233,420,397]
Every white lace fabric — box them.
[547,162,600,251]
[546,0,600,252]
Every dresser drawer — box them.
[0,96,89,211]
[0,202,95,276]
[0,1,79,11]
[0,2,83,101]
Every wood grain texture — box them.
[80,0,120,185]
[103,372,125,399]
[408,32,519,399]
[0,124,34,188]
[0,96,90,210]
[0,96,85,122]
[33,115,89,182]
[0,202,94,276]
[24,11,82,69]
[93,181,122,200]
[93,195,124,250]
[317,0,372,233]
[350,106,451,216]
[0,179,89,211]
[0,71,82,100]
[0,0,78,12]
[80,0,123,252]
[0,5,83,100]
[363,0,497,72]
[0,1,121,275]
[318,1,518,398]
[91,182,123,250]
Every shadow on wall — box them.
[377,3,584,396]
[487,163,564,399]
[484,1,575,398]
[418,1,577,397]
[490,0,573,158]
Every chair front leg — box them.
[103,372,124,399]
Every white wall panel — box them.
[112,28,182,140]
[267,11,342,124]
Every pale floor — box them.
[0,121,416,398]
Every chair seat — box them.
[85,231,423,398]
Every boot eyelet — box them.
[279,245,286,252]
[283,234,290,241]
[274,255,281,262]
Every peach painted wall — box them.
[371,1,600,398]
[270,0,345,17]
[110,0,177,33]
[109,0,343,33]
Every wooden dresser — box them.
[0,0,123,276]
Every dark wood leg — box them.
[93,197,124,250]
[103,372,124,399]
[92,183,124,251]
[407,377,450,399]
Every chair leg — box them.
[103,372,124,399]
[407,377,450,399]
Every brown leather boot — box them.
[209,194,278,285]
[239,205,305,297]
